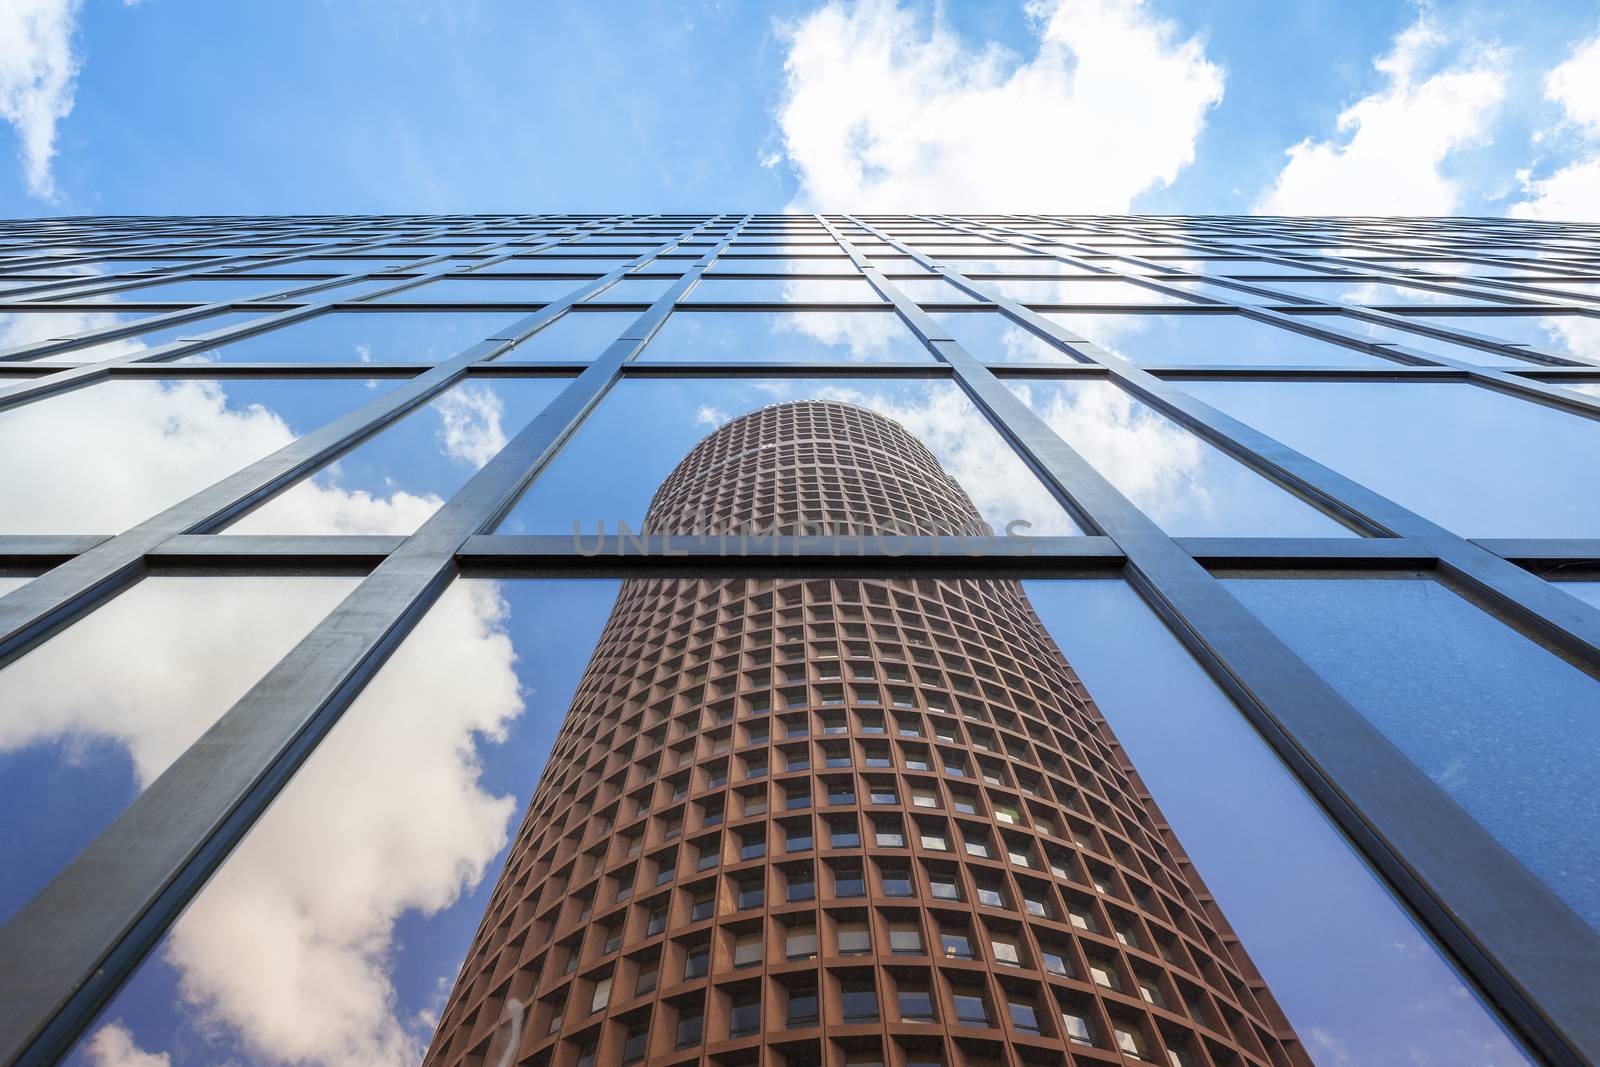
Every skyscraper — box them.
[422,401,1307,1067]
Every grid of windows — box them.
[0,214,1596,1067]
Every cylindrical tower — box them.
[425,402,1309,1067]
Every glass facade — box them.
[1,213,1598,1067]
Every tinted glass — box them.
[61,579,620,1067]
[1184,380,1600,538]
[640,309,932,363]
[1224,574,1600,930]
[0,377,384,533]
[226,376,566,535]
[195,310,527,363]
[1026,580,1532,1063]
[0,576,355,923]
[1038,311,1390,367]
[497,375,1080,536]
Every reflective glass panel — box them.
[708,257,856,274]
[498,257,631,274]
[1007,379,1352,536]
[1025,580,1532,1065]
[1261,279,1499,305]
[931,310,1080,363]
[639,309,932,363]
[941,258,1097,275]
[96,277,310,303]
[194,310,526,363]
[0,575,356,924]
[684,277,884,304]
[497,310,636,362]
[247,257,409,274]
[586,276,675,303]
[1313,313,1549,366]
[1037,311,1388,366]
[63,579,621,1067]
[497,375,1079,535]
[16,311,263,363]
[0,377,384,533]
[1183,380,1600,538]
[375,277,590,303]
[1555,581,1600,610]
[985,278,1193,305]
[1405,312,1600,365]
[1224,573,1600,931]
[0,307,165,354]
[890,277,982,304]
[226,376,566,535]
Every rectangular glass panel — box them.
[585,276,675,303]
[60,578,621,1067]
[639,309,932,363]
[1025,579,1532,1064]
[193,310,527,363]
[1306,313,1549,366]
[984,278,1194,305]
[1404,312,1600,365]
[374,277,589,303]
[1223,573,1600,931]
[225,376,566,535]
[16,311,263,363]
[0,576,355,925]
[1038,311,1390,367]
[684,277,884,304]
[1182,379,1600,538]
[100,277,313,303]
[496,310,636,362]
[0,308,166,355]
[1006,379,1352,536]
[0,377,386,533]
[1260,279,1500,306]
[496,375,1079,536]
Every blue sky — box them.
[3,0,1600,217]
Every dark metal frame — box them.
[0,213,1597,1066]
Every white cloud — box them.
[773,0,1223,211]
[158,580,523,1067]
[1510,31,1600,221]
[1256,12,1507,215]
[0,577,354,789]
[1013,379,1211,525]
[694,403,728,426]
[0,0,82,200]
[433,381,508,468]
[83,1023,170,1067]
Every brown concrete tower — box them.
[424,402,1309,1067]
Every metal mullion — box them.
[0,213,666,668]
[840,215,1600,1066]
[0,215,635,410]
[0,213,750,1067]
[910,219,1600,660]
[1043,214,1600,374]
[0,213,570,365]
[0,215,436,303]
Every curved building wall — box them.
[424,402,1308,1067]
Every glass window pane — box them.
[1312,313,1548,366]
[17,311,264,363]
[708,257,856,275]
[0,308,167,355]
[1404,312,1600,365]
[684,277,884,304]
[496,310,635,362]
[0,377,385,534]
[984,278,1193,306]
[1224,573,1600,930]
[374,277,589,303]
[495,256,631,274]
[111,277,316,303]
[62,578,620,1067]
[890,277,982,304]
[1025,579,1532,1064]
[1183,380,1600,538]
[497,376,1079,536]
[1006,379,1351,536]
[639,310,931,363]
[1553,581,1600,610]
[194,310,527,363]
[585,276,675,303]
[940,257,1097,276]
[1259,280,1499,306]
[932,310,1079,363]
[1038,311,1390,367]
[0,576,355,923]
[225,376,566,535]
